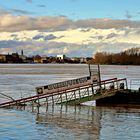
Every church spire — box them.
[21,50,24,56]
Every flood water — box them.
[0,64,140,140]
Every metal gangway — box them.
[0,65,128,108]
[0,78,128,108]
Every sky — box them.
[0,0,140,57]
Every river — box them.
[0,64,140,140]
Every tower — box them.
[21,50,24,56]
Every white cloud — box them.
[0,27,140,56]
[0,10,140,32]
[0,11,140,56]
[1,27,140,44]
[0,12,72,32]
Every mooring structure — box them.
[0,64,129,109]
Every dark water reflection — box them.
[1,104,140,139]
[36,105,100,139]
[34,105,140,140]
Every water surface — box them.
[0,64,140,140]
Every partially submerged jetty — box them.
[0,65,140,109]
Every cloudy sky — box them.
[0,0,140,57]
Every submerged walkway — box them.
[0,77,127,108]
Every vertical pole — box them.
[65,93,68,103]
[60,94,62,104]
[52,95,54,106]
[113,82,115,90]
[23,100,25,110]
[78,88,81,99]
[32,100,34,112]
[88,64,94,96]
[91,84,94,96]
[104,82,106,90]
[74,105,76,120]
[37,96,40,114]
[46,97,48,112]
[116,80,118,90]
[125,79,128,89]
[78,88,81,103]
[88,64,91,77]
[51,95,54,112]
[38,96,40,106]
[74,91,76,100]
[52,104,54,114]
[98,64,102,92]
[60,103,63,117]
[46,97,48,106]
[87,88,90,96]
[87,87,90,100]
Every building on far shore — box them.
[0,50,26,63]
[0,51,93,64]
[19,50,27,62]
[57,54,66,60]
[0,54,7,63]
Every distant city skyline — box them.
[0,0,140,56]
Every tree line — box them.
[90,47,140,65]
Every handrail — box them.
[0,92,15,101]
[0,78,126,107]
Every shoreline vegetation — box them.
[90,47,140,65]
[0,47,139,65]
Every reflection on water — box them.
[34,105,140,140]
[1,103,140,139]
[36,105,101,140]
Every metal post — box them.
[116,80,118,90]
[65,93,68,103]
[38,96,40,106]
[87,88,90,97]
[91,84,94,96]
[23,99,26,110]
[78,88,81,99]
[46,97,48,106]
[74,91,76,101]
[52,95,54,106]
[88,64,95,96]
[113,82,115,90]
[31,100,34,112]
[98,64,102,92]
[37,96,40,114]
[78,89,81,103]
[52,104,54,113]
[60,104,63,117]
[125,79,128,89]
[46,97,48,112]
[88,64,91,77]
[60,94,63,104]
